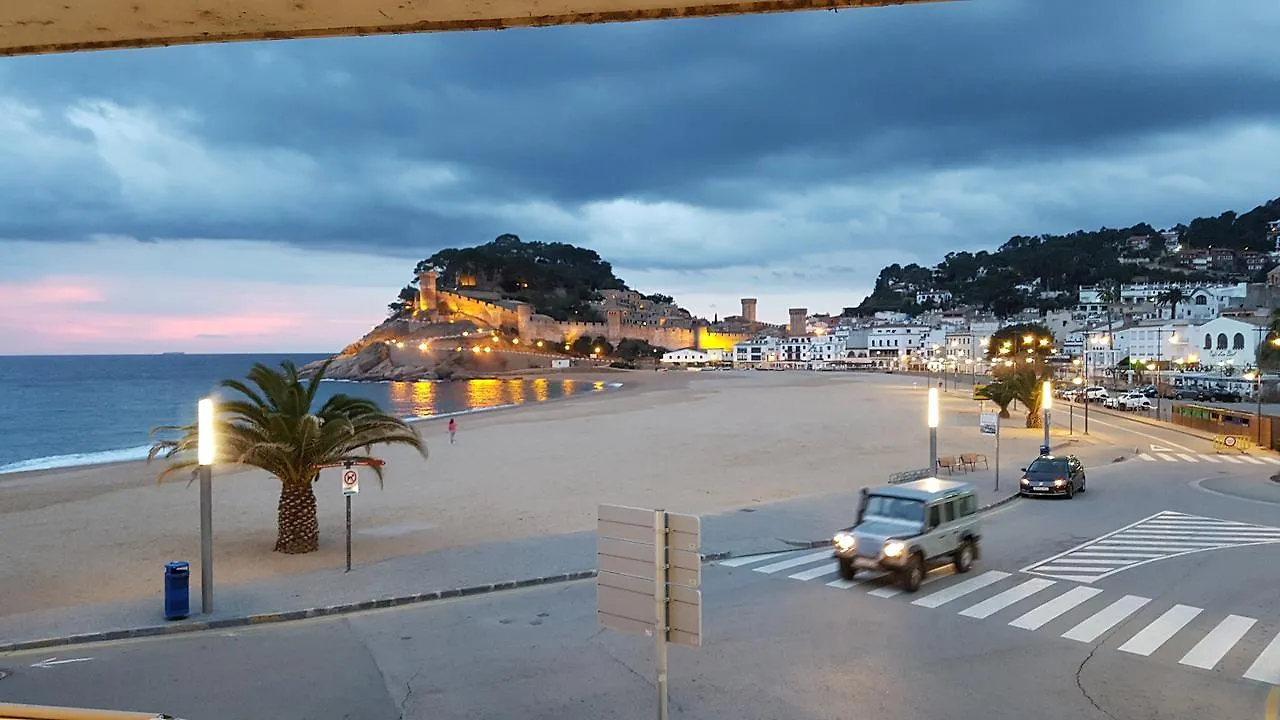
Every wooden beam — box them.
[0,0,953,57]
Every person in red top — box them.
[447,418,457,444]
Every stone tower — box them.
[516,303,533,341]
[788,308,808,337]
[416,270,439,321]
[740,298,758,324]
[606,309,623,343]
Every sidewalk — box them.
[0,473,1025,654]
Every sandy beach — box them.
[0,370,1050,619]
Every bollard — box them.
[164,561,190,620]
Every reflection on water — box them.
[375,377,611,419]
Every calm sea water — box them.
[0,354,619,474]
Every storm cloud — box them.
[1,0,1279,350]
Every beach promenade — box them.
[0,370,1077,647]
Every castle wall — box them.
[437,290,519,329]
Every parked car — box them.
[1122,394,1155,411]
[1210,389,1244,403]
[831,479,982,592]
[1019,455,1087,498]
[1083,386,1109,402]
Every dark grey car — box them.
[1018,455,1087,498]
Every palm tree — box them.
[1008,370,1052,429]
[1097,281,1121,349]
[148,359,428,554]
[1156,287,1188,321]
[976,381,1018,419]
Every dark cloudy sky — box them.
[1,0,1278,353]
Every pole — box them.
[994,416,1001,492]
[345,494,353,573]
[929,427,938,474]
[1043,408,1050,449]
[1258,374,1264,448]
[199,464,213,614]
[653,509,669,720]
[1070,404,1074,435]
[1083,344,1090,435]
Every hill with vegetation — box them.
[855,196,1280,317]
[391,234,646,322]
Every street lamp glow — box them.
[927,388,939,428]
[1042,381,1052,410]
[197,398,215,466]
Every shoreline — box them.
[0,368,645,480]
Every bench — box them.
[959,453,989,471]
[937,456,961,474]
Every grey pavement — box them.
[1,456,1275,719]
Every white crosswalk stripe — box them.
[1132,452,1280,464]
[717,547,1276,685]
[1020,510,1280,582]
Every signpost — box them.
[597,504,702,720]
[980,411,1000,491]
[341,465,359,573]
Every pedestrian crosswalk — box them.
[717,548,1280,684]
[1020,510,1280,583]
[1136,452,1280,464]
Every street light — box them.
[197,397,216,614]
[928,387,939,474]
[1042,380,1052,451]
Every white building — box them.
[660,348,715,365]
[732,338,781,367]
[1193,316,1268,370]
[867,324,932,360]
[1081,316,1267,373]
[915,290,953,306]
[779,334,849,366]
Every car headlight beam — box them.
[883,540,906,558]
[833,532,856,552]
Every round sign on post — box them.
[1225,436,1236,448]
[341,468,360,496]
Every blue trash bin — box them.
[164,561,190,620]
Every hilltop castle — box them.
[412,269,771,351]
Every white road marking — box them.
[1083,415,1196,452]
[1034,564,1114,574]
[825,578,859,589]
[1240,456,1267,465]
[912,571,1010,608]
[958,579,1057,619]
[719,550,796,567]
[1009,586,1104,630]
[1180,614,1257,670]
[1244,631,1280,684]
[1199,454,1221,463]
[1220,455,1245,464]
[1020,511,1167,574]
[754,550,834,574]
[1176,454,1199,463]
[1139,454,1157,462]
[1261,456,1280,465]
[1117,604,1203,656]
[1156,454,1178,462]
[30,657,93,669]
[789,563,838,581]
[868,586,902,598]
[1061,595,1151,643]
[1070,551,1164,559]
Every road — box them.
[2,412,1278,719]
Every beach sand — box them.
[0,370,1044,618]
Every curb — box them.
[0,570,598,655]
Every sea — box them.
[0,354,621,474]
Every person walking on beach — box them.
[448,418,457,444]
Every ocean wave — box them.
[0,444,155,475]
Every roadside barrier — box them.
[1213,434,1252,453]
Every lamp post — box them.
[928,387,939,474]
[197,397,216,615]
[1042,380,1052,452]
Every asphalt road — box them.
[2,414,1278,719]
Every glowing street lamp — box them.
[927,388,940,473]
[1041,381,1052,451]
[197,397,216,613]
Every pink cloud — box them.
[0,277,107,305]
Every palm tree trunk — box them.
[1025,410,1043,429]
[275,479,319,554]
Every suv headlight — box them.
[883,540,906,558]
[833,532,856,552]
